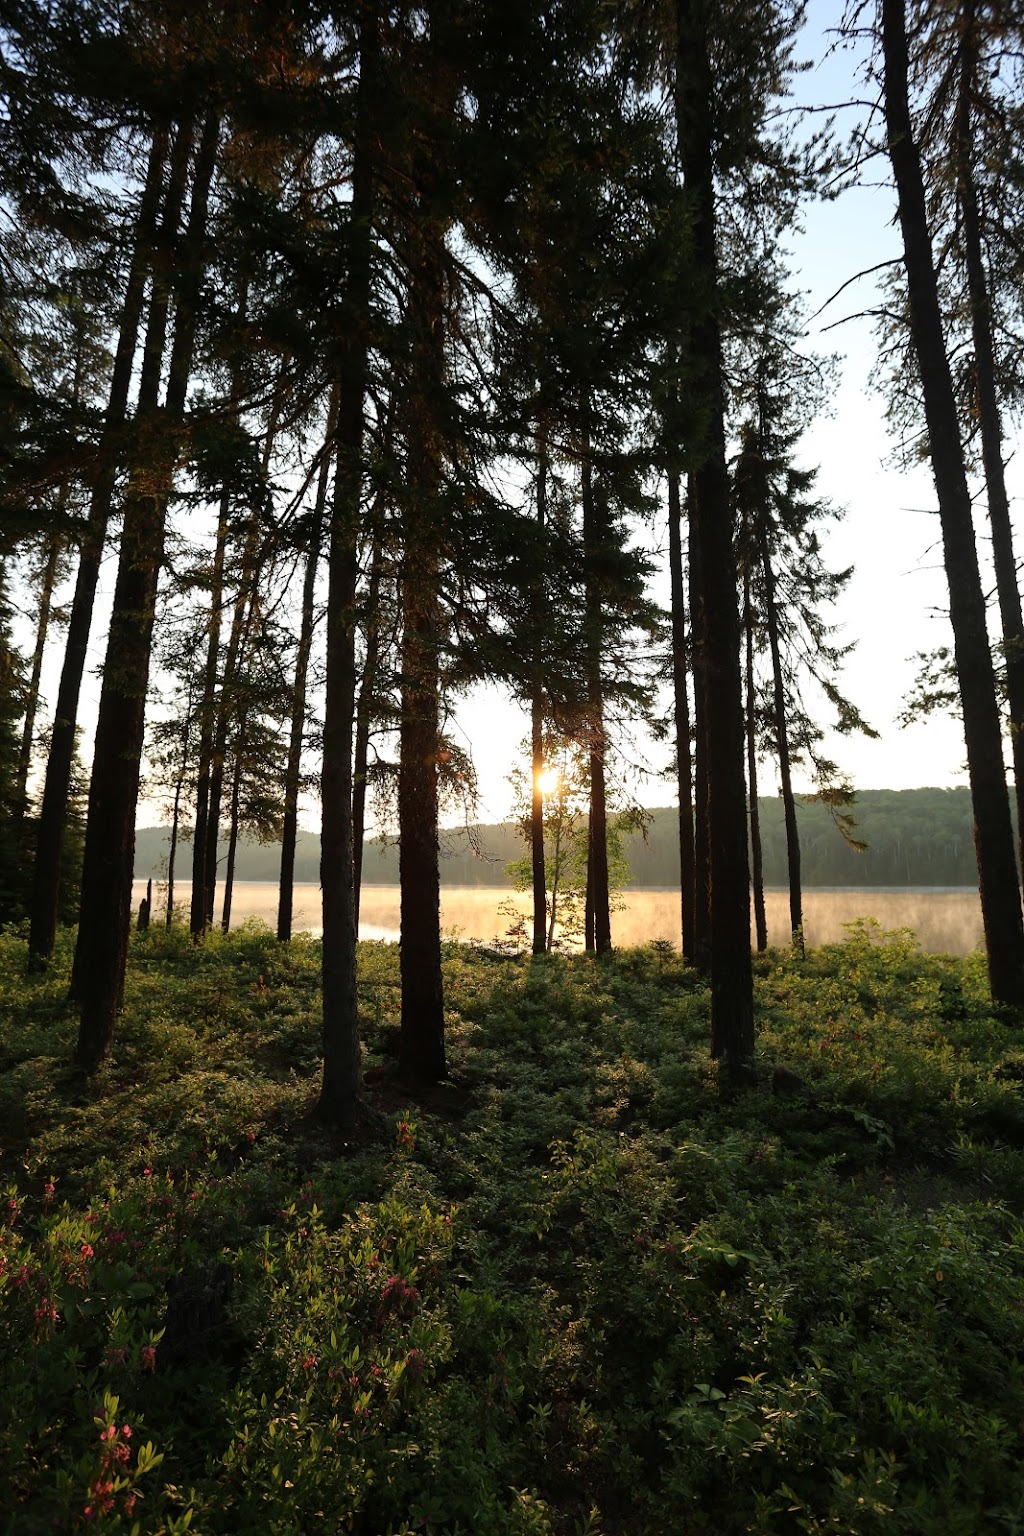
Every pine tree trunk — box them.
[882,0,1024,1005]
[278,389,338,942]
[954,14,1024,881]
[761,530,802,953]
[28,127,168,965]
[745,565,768,952]
[530,427,549,956]
[668,471,696,963]
[73,112,218,1071]
[200,379,283,933]
[166,778,181,927]
[317,0,379,1126]
[352,508,385,925]
[221,747,241,933]
[16,527,61,812]
[581,403,611,956]
[687,484,712,971]
[675,0,754,1068]
[190,480,231,937]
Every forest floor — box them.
[2,920,1024,1535]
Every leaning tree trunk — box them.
[954,12,1024,881]
[278,388,338,942]
[581,398,612,957]
[73,113,218,1072]
[676,0,754,1068]
[668,471,697,964]
[317,0,380,1127]
[760,533,801,953]
[28,126,168,965]
[882,0,1024,1005]
[744,563,768,953]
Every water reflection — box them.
[132,881,985,957]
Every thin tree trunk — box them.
[687,480,711,971]
[278,388,338,942]
[668,471,696,963]
[761,530,802,952]
[745,564,768,952]
[676,0,754,1068]
[221,747,241,933]
[954,12,1024,881]
[581,401,611,956]
[530,426,549,956]
[317,0,379,1126]
[16,527,61,811]
[882,0,1024,1005]
[201,389,283,932]
[29,127,168,965]
[73,112,218,1071]
[166,777,181,927]
[190,469,232,937]
[352,506,385,924]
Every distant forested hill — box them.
[135,787,982,889]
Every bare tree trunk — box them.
[688,484,711,972]
[278,388,338,942]
[581,401,611,956]
[16,527,61,812]
[882,0,1024,1005]
[317,0,379,1126]
[73,112,219,1071]
[166,777,182,928]
[676,0,754,1068]
[352,505,385,924]
[29,127,168,965]
[954,11,1024,881]
[221,746,241,933]
[761,531,802,954]
[745,564,768,952]
[530,427,549,956]
[190,472,232,937]
[668,471,696,963]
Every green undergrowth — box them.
[3,918,1024,1534]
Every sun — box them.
[536,766,561,796]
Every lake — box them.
[131,881,987,957]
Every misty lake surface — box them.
[133,881,986,956]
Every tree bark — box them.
[530,426,549,956]
[221,744,241,933]
[28,126,168,965]
[581,400,611,956]
[882,0,1024,1005]
[317,0,379,1126]
[668,471,696,963]
[761,530,801,954]
[16,527,61,813]
[166,776,182,927]
[278,387,338,942]
[744,564,768,952]
[190,450,233,937]
[675,0,754,1067]
[687,479,712,971]
[352,500,386,924]
[954,8,1024,882]
[73,111,219,1071]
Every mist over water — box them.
[132,881,985,957]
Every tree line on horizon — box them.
[1,0,1024,1125]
